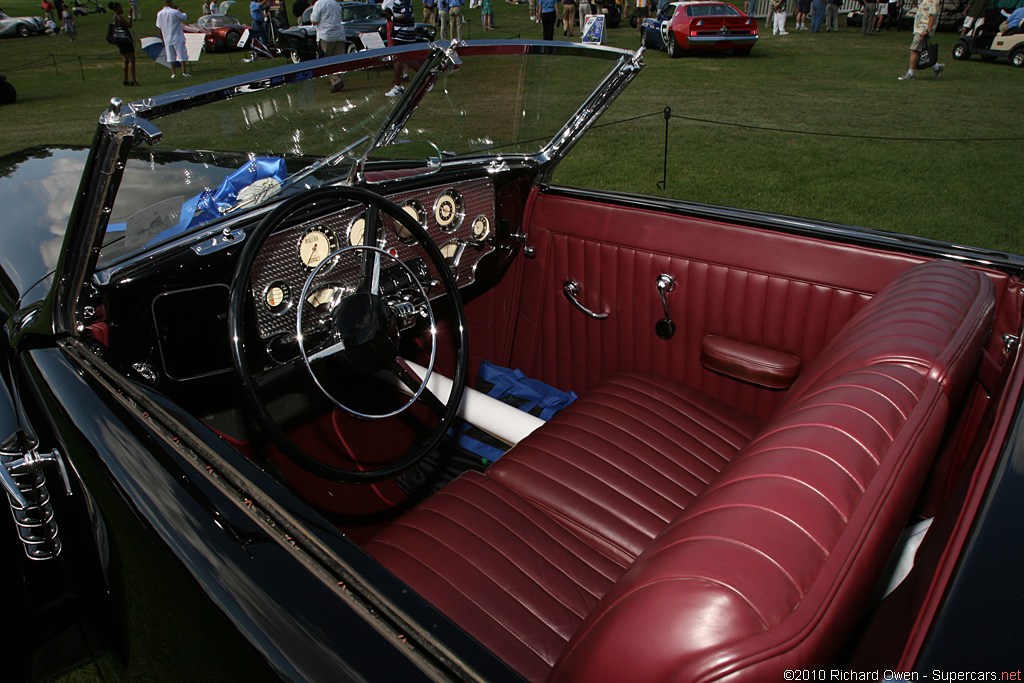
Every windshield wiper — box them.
[280,135,371,192]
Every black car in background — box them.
[277,0,436,62]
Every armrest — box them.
[701,335,801,390]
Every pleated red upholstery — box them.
[364,471,628,683]
[365,261,995,683]
[548,365,947,683]
[488,373,762,562]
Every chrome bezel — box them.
[433,188,464,233]
[262,280,293,316]
[297,225,339,273]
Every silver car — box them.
[0,10,45,37]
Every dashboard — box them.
[249,177,497,358]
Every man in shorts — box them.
[897,0,944,80]
[960,0,986,37]
[384,0,426,97]
[155,0,190,78]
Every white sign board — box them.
[581,15,605,44]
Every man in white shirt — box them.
[310,0,347,92]
[155,0,190,78]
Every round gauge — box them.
[306,286,339,310]
[396,199,425,244]
[433,189,464,232]
[263,281,292,315]
[299,226,338,271]
[348,212,386,248]
[471,215,491,242]
[439,240,461,266]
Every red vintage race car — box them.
[191,13,249,51]
[640,0,758,57]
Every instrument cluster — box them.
[249,177,497,345]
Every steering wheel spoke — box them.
[388,357,449,418]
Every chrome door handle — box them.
[563,280,608,320]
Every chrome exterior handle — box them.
[563,280,608,320]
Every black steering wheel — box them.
[227,186,468,484]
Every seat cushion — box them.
[364,471,629,683]
[489,372,763,563]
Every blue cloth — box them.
[538,0,556,11]
[449,361,578,462]
[144,156,287,247]
[1008,6,1024,29]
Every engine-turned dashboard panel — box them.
[250,177,497,343]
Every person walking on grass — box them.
[898,0,944,80]
[310,0,346,92]
[156,0,190,79]
[109,2,138,85]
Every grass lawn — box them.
[2,0,1023,253]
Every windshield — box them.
[98,42,634,268]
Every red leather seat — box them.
[365,261,995,682]
[366,374,760,680]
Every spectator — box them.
[810,0,824,31]
[745,0,756,24]
[859,0,876,35]
[61,4,77,41]
[448,0,464,42]
[309,0,346,92]
[292,0,310,19]
[872,0,886,31]
[156,0,190,78]
[824,0,839,31]
[563,0,576,36]
[539,0,556,38]
[770,0,787,34]
[438,0,449,39]
[897,0,944,80]
[795,0,808,29]
[999,6,1024,32]
[250,0,270,50]
[384,0,425,97]
[41,0,55,23]
[130,0,140,19]
[481,0,493,29]
[579,0,592,30]
[423,0,437,27]
[109,2,138,85]
[960,0,986,37]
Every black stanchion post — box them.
[657,105,670,190]
[79,56,85,82]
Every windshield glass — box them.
[99,43,630,268]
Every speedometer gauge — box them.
[298,226,338,271]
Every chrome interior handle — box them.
[563,280,608,320]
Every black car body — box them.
[277,1,436,62]
[3,39,1024,683]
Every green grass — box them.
[2,0,1022,253]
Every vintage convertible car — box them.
[640,1,758,57]
[193,13,250,51]
[3,39,1023,682]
